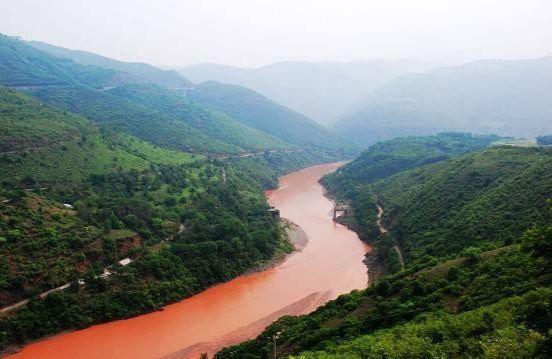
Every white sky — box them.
[1,0,551,67]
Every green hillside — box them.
[323,133,500,197]
[106,83,289,151]
[0,34,125,88]
[0,86,294,349]
[188,81,357,156]
[0,35,295,155]
[0,86,201,182]
[23,84,245,154]
[372,147,552,266]
[217,142,552,358]
[27,40,192,89]
[293,287,552,358]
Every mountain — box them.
[0,84,298,349]
[25,83,289,154]
[0,86,201,182]
[218,141,552,359]
[27,40,192,89]
[0,35,291,154]
[0,34,129,88]
[178,60,432,125]
[336,57,552,146]
[322,132,501,200]
[187,81,356,155]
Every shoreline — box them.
[323,188,386,285]
[243,219,308,275]
[3,162,366,359]
[0,220,309,358]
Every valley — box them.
[5,163,369,359]
[1,8,552,358]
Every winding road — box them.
[376,204,405,268]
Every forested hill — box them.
[187,81,356,156]
[0,34,127,88]
[0,83,301,350]
[322,132,500,197]
[26,40,193,89]
[25,84,289,154]
[105,83,289,151]
[0,86,202,181]
[0,35,321,156]
[217,140,552,358]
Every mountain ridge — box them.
[335,56,552,145]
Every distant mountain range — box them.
[177,60,433,125]
[335,57,552,145]
[3,33,550,153]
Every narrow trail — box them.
[376,204,405,269]
[0,258,133,314]
[1,224,186,315]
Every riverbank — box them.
[6,163,369,359]
[0,221,309,359]
[244,219,308,275]
[327,195,385,285]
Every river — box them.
[9,163,369,359]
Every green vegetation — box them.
[293,289,551,359]
[0,34,117,88]
[0,159,291,349]
[24,85,244,154]
[106,83,289,151]
[188,81,357,156]
[217,135,552,358]
[323,132,499,198]
[0,87,200,182]
[370,146,552,268]
[0,84,303,349]
[27,40,193,89]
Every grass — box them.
[104,229,137,240]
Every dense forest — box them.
[217,137,552,358]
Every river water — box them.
[9,163,369,359]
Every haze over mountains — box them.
[178,60,433,126]
[10,33,550,151]
[2,8,552,357]
[336,57,552,145]
[179,58,552,146]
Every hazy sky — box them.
[2,0,551,67]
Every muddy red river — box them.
[9,163,370,359]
